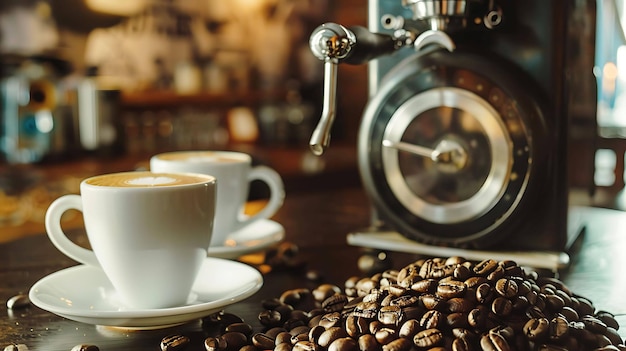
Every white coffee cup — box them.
[150,151,284,246]
[45,171,216,309]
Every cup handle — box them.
[237,165,285,229]
[44,194,100,267]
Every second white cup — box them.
[150,151,285,246]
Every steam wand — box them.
[308,23,396,155]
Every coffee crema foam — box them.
[85,172,209,187]
[157,152,243,163]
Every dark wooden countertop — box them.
[2,181,626,350]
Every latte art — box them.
[85,172,211,187]
[126,176,180,186]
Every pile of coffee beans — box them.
[202,256,624,351]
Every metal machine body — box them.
[308,0,597,268]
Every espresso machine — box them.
[308,0,597,271]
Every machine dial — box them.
[358,48,547,247]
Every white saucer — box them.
[29,257,263,329]
[208,219,284,259]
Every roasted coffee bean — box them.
[464,277,488,290]
[411,279,438,294]
[523,317,550,341]
[353,301,379,318]
[239,346,258,351]
[358,334,381,351]
[576,296,596,316]
[605,326,623,346]
[447,312,470,329]
[390,295,418,308]
[369,320,385,335]
[387,284,408,297]
[480,330,510,351]
[160,334,189,351]
[420,310,443,329]
[259,309,283,327]
[281,288,312,307]
[398,319,420,338]
[402,306,424,321]
[308,314,323,328]
[323,294,349,312]
[251,333,275,349]
[345,276,360,297]
[525,305,545,319]
[275,342,292,351]
[452,337,472,351]
[328,337,358,351]
[468,306,489,329]
[203,337,225,351]
[262,298,284,310]
[491,296,513,317]
[318,327,348,348]
[544,294,565,312]
[413,328,444,348]
[397,265,417,282]
[363,289,385,303]
[313,284,342,302]
[382,337,412,351]
[431,264,457,279]
[378,305,402,325]
[292,341,319,351]
[206,311,245,327]
[375,327,398,345]
[399,273,421,289]
[549,316,569,341]
[70,345,99,351]
[6,294,30,310]
[419,260,436,278]
[437,280,467,299]
[380,294,394,307]
[319,312,342,328]
[512,295,530,311]
[473,259,498,276]
[454,265,472,281]
[448,297,474,314]
[221,332,248,350]
[495,278,519,299]
[421,294,445,311]
[596,311,621,330]
[224,322,253,336]
[308,326,325,344]
[275,331,293,345]
[345,315,369,338]
[581,315,608,334]
[486,266,505,282]
[291,332,309,344]
[476,283,494,304]
[355,278,377,297]
[267,327,289,338]
[598,335,615,349]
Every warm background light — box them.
[84,0,149,16]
